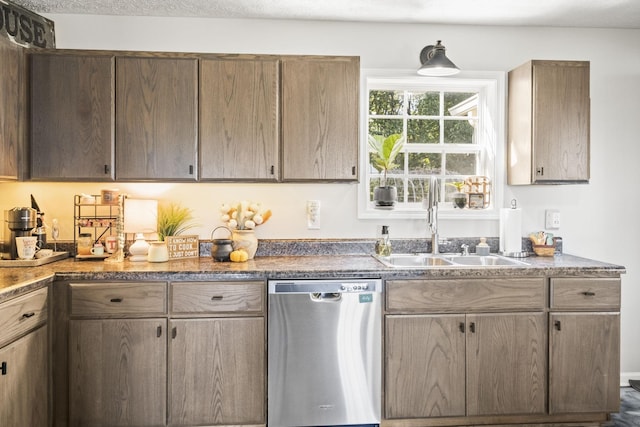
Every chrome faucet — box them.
[427,176,439,254]
[460,244,470,256]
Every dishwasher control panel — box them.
[268,278,382,294]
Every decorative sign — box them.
[0,0,55,48]
[166,235,199,259]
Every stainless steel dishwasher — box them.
[268,278,382,427]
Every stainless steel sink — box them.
[373,253,528,268]
[374,254,455,268]
[442,254,529,266]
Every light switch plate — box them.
[307,200,320,229]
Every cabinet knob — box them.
[189,165,194,175]
[469,322,476,333]
[459,322,465,333]
[157,326,163,337]
[270,165,275,175]
[536,167,544,176]
[352,166,356,176]
[554,320,562,331]
[104,165,110,174]
[1,361,6,375]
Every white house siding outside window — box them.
[358,70,505,219]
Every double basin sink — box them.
[374,253,529,268]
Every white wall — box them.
[2,15,638,378]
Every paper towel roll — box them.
[500,207,522,254]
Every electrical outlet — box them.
[307,200,320,229]
[545,209,561,229]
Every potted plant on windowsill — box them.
[368,133,405,209]
[448,180,468,209]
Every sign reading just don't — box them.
[166,235,199,259]
[0,0,55,48]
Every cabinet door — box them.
[0,325,48,427]
[549,312,619,414]
[200,58,279,180]
[281,56,359,181]
[0,38,22,180]
[116,57,197,180]
[169,317,265,426]
[532,61,590,182]
[31,54,115,180]
[69,319,167,427]
[385,314,465,418]
[466,313,546,416]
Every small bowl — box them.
[35,249,54,259]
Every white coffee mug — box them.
[105,236,118,254]
[15,236,38,260]
[91,244,105,256]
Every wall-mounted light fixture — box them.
[418,40,460,76]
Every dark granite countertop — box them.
[0,252,626,303]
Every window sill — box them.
[358,202,499,220]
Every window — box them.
[358,70,505,219]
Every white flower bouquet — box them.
[220,201,272,230]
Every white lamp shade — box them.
[124,199,158,234]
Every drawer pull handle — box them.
[211,295,224,301]
[582,291,596,297]
[22,312,36,319]
[110,298,123,303]
[1,361,6,375]
[157,326,162,337]
[172,327,177,339]
[459,322,465,333]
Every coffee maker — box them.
[3,207,37,260]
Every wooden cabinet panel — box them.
[30,53,115,180]
[386,277,545,312]
[0,325,48,427]
[385,314,465,419]
[68,318,167,427]
[199,58,279,180]
[508,60,590,184]
[549,312,619,414]
[171,281,264,314]
[281,56,359,181]
[70,282,167,316]
[0,286,48,347]
[169,317,265,425]
[0,38,22,180]
[116,56,197,180]
[550,277,620,310]
[466,313,546,416]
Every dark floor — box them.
[607,387,640,426]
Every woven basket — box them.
[533,244,555,257]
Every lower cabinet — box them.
[385,312,546,419]
[0,286,49,427]
[68,318,167,426]
[64,280,266,427]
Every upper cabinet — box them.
[0,38,24,181]
[30,53,115,181]
[281,56,359,181]
[116,56,198,181]
[199,58,279,181]
[25,50,359,182]
[508,60,590,185]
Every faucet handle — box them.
[460,244,470,256]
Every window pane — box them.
[369,90,404,115]
[445,153,477,175]
[407,178,428,203]
[408,153,442,174]
[445,92,478,117]
[408,91,439,116]
[407,119,439,144]
[368,118,403,138]
[444,119,476,144]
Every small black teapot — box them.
[210,226,233,262]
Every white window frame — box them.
[358,69,506,220]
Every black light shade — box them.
[418,40,460,76]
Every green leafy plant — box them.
[368,133,405,186]
[447,180,467,192]
[157,203,197,241]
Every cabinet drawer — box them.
[386,277,545,312]
[171,281,264,314]
[550,277,620,310]
[70,282,167,316]
[0,287,48,347]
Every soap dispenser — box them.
[375,225,391,256]
[476,237,490,256]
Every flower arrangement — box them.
[221,201,272,230]
[157,202,197,241]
